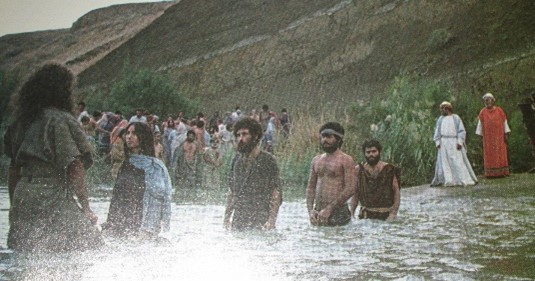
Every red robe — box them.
[478,106,510,177]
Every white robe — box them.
[431,115,478,186]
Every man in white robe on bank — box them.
[431,101,478,186]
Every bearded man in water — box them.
[224,117,282,231]
[350,139,400,221]
[306,122,357,226]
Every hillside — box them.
[1,0,534,115]
[0,2,173,75]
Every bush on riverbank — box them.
[85,66,200,118]
[274,75,535,188]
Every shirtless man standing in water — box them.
[176,130,203,189]
[306,122,356,226]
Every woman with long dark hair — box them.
[104,122,172,238]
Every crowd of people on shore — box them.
[77,102,292,191]
[3,63,513,254]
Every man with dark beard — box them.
[306,122,356,226]
[224,117,282,231]
[350,139,400,221]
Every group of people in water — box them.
[3,63,509,253]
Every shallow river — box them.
[1,181,534,280]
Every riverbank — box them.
[0,173,534,280]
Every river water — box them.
[0,181,534,280]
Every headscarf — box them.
[440,101,452,110]
[482,93,495,101]
[129,154,172,234]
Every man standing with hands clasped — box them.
[306,122,356,226]
[476,93,511,178]
[431,101,478,186]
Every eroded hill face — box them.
[2,0,534,114]
[0,2,173,75]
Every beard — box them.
[366,155,380,166]
[321,140,339,154]
[238,139,258,154]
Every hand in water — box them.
[84,209,98,225]
[309,210,320,225]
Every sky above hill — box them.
[0,0,173,37]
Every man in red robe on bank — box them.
[476,93,511,177]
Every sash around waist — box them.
[19,176,63,185]
[20,166,57,178]
[361,206,391,213]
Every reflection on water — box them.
[1,182,534,280]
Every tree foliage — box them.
[87,68,199,118]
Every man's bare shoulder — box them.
[338,151,356,165]
[311,153,326,162]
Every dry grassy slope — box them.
[5,0,534,115]
[0,2,172,76]
[76,0,535,114]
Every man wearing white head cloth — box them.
[476,93,511,177]
[431,101,478,186]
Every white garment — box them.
[129,115,147,123]
[77,110,90,122]
[431,115,478,186]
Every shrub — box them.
[86,67,199,118]
[427,28,453,52]
[348,76,480,186]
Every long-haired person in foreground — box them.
[104,122,172,239]
[4,63,103,252]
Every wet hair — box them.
[186,129,195,137]
[361,139,382,153]
[233,117,263,142]
[11,63,75,126]
[319,122,345,147]
[118,127,127,138]
[124,122,155,157]
[196,119,205,128]
[80,116,90,123]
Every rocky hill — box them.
[0,2,173,75]
[2,0,534,115]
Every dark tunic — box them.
[4,108,102,252]
[104,162,146,236]
[356,163,400,220]
[314,203,351,226]
[229,151,281,230]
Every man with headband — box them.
[350,139,400,221]
[306,122,356,226]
